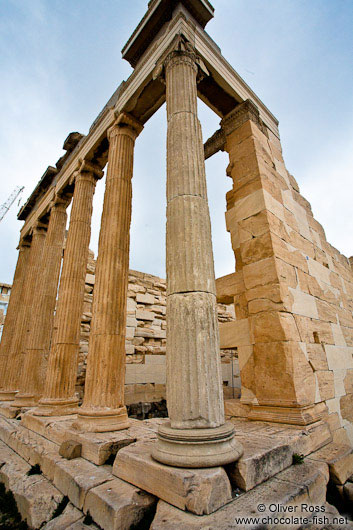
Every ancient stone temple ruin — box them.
[0,1,352,528]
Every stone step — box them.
[307,442,353,485]
[226,418,332,491]
[150,460,330,529]
[0,439,64,529]
[21,412,166,465]
[113,440,233,515]
[0,416,157,530]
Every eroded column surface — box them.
[14,196,69,407]
[0,225,47,401]
[0,240,30,399]
[74,113,143,432]
[152,45,243,468]
[34,162,102,416]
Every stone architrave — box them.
[0,224,47,401]
[152,38,243,468]
[13,195,70,407]
[0,240,31,399]
[74,113,143,432]
[33,161,103,416]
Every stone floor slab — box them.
[113,440,233,515]
[53,457,114,509]
[83,477,156,530]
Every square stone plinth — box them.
[113,440,233,515]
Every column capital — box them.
[154,33,209,84]
[70,160,104,186]
[18,238,31,250]
[220,99,267,137]
[108,112,143,142]
[32,220,48,236]
[50,192,71,212]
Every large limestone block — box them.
[215,272,244,304]
[251,311,300,343]
[219,319,251,349]
[316,371,335,401]
[83,477,156,530]
[113,441,232,515]
[340,393,353,423]
[42,503,83,529]
[225,189,265,227]
[53,458,114,509]
[246,282,290,314]
[0,440,64,529]
[324,345,353,371]
[253,341,316,407]
[243,256,278,289]
[308,442,353,485]
[307,344,329,371]
[150,461,328,529]
[288,288,319,319]
[13,476,64,529]
[226,436,293,491]
[240,230,274,265]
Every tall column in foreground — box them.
[0,240,30,398]
[1,225,47,401]
[14,195,69,407]
[34,162,102,416]
[152,43,243,467]
[74,113,143,432]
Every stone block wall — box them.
[77,251,239,404]
[0,283,11,339]
[218,101,353,444]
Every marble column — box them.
[74,113,143,432]
[152,45,243,467]
[33,162,103,416]
[0,240,31,399]
[0,224,47,401]
[14,195,69,407]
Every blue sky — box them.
[0,0,352,284]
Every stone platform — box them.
[0,413,352,528]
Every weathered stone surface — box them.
[344,481,353,502]
[59,440,82,460]
[308,442,353,484]
[226,436,293,491]
[42,503,83,529]
[83,477,156,530]
[150,461,329,529]
[114,441,232,515]
[53,457,113,509]
[36,164,101,416]
[0,439,64,528]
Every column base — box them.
[248,402,328,425]
[152,421,243,468]
[12,393,39,408]
[32,397,79,417]
[0,390,18,401]
[72,406,130,433]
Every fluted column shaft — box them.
[165,51,224,429]
[1,227,47,400]
[75,113,143,432]
[34,164,102,416]
[14,198,68,406]
[153,46,242,468]
[0,241,30,399]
